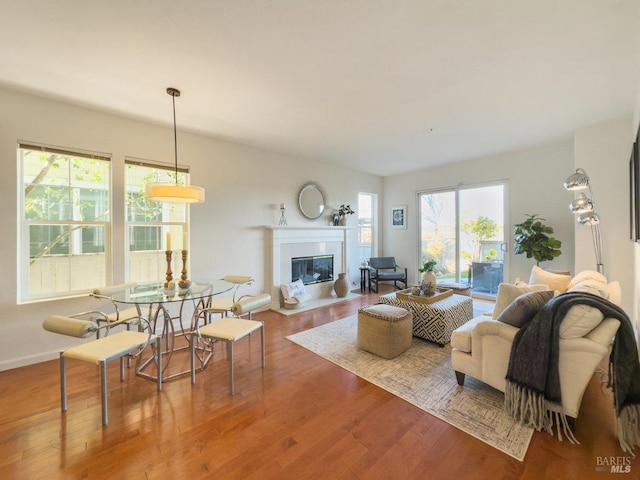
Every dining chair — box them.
[42,312,161,425]
[91,283,142,338]
[204,276,254,319]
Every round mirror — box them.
[298,183,326,219]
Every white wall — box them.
[573,118,634,316]
[382,141,576,285]
[0,87,381,370]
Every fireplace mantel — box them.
[264,225,354,310]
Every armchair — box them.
[368,257,408,293]
[451,279,622,419]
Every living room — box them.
[1,1,640,477]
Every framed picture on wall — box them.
[390,205,407,229]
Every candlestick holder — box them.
[278,205,288,225]
[164,250,175,290]
[178,249,192,290]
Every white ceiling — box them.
[1,1,639,176]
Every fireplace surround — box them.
[265,226,353,310]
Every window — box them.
[19,143,111,301]
[358,193,377,262]
[125,159,189,283]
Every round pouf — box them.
[334,272,350,298]
[357,304,413,359]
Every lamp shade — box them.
[564,168,590,191]
[569,193,594,214]
[577,212,600,226]
[145,183,205,204]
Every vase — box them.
[339,215,347,226]
[422,271,437,291]
[334,272,349,298]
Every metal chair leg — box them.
[60,353,67,413]
[100,361,108,425]
[229,340,235,395]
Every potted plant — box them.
[337,204,354,226]
[418,259,438,290]
[513,214,562,265]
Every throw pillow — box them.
[567,279,609,298]
[281,279,305,300]
[528,265,571,293]
[568,270,607,289]
[496,290,554,328]
[492,282,549,319]
[559,304,604,338]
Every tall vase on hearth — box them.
[334,272,349,298]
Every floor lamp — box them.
[564,168,604,274]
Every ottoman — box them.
[357,304,413,359]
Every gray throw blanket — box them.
[504,291,640,454]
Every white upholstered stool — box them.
[43,315,161,425]
[191,317,265,394]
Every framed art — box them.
[390,205,407,229]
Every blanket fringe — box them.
[618,404,640,457]
[505,382,579,444]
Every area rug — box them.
[286,315,533,461]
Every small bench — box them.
[357,304,412,359]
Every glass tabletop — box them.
[110,279,233,304]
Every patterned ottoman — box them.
[378,292,473,345]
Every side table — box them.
[378,291,473,345]
[359,266,372,293]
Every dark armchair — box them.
[368,257,408,293]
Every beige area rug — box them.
[286,315,533,461]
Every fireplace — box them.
[292,254,334,285]
[265,225,353,309]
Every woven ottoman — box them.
[357,304,413,359]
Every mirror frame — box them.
[298,183,326,220]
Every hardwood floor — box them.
[0,285,633,479]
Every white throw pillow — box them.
[281,279,306,300]
[492,283,550,319]
[528,265,571,293]
[568,270,607,289]
[567,278,609,298]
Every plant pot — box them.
[334,272,349,298]
[422,271,437,291]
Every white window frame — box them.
[18,142,112,303]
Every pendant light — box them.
[145,87,205,203]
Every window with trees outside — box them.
[358,192,376,263]
[20,143,111,302]
[125,159,189,283]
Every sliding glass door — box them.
[419,183,506,297]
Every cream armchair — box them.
[451,277,622,419]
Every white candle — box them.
[280,203,286,210]
[166,232,171,250]
[183,232,188,250]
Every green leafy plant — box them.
[418,259,437,273]
[338,204,354,216]
[513,214,562,264]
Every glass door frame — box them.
[416,180,509,297]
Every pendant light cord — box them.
[172,92,178,182]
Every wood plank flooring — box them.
[0,285,633,479]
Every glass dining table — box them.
[110,279,233,382]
